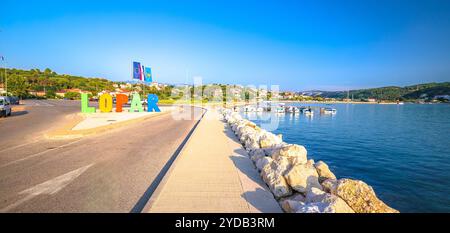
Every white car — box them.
[0,97,12,117]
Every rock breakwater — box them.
[221,109,399,213]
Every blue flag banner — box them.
[133,62,142,80]
[144,67,152,82]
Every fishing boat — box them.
[294,107,300,114]
[322,108,337,114]
[275,103,286,113]
[303,107,314,116]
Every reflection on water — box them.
[242,103,450,213]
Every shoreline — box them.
[221,108,399,213]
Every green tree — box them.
[46,89,56,99]
[64,92,81,100]
[8,75,29,98]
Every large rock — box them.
[238,125,255,140]
[270,144,308,166]
[260,161,292,199]
[255,156,272,171]
[250,149,266,163]
[314,161,336,183]
[325,178,399,213]
[284,163,322,193]
[295,202,331,213]
[321,179,337,193]
[304,187,354,213]
[279,193,306,213]
[259,132,283,148]
[244,133,261,151]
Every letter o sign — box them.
[99,93,113,113]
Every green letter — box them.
[81,93,96,113]
[129,93,144,112]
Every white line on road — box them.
[24,100,55,107]
[0,163,94,212]
[0,139,41,154]
[0,139,83,168]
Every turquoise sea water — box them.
[242,103,450,213]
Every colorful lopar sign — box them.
[81,93,160,113]
[81,62,159,113]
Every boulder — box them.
[305,187,354,213]
[245,140,259,151]
[314,161,336,183]
[306,159,315,167]
[284,163,322,193]
[270,144,308,166]
[261,161,292,199]
[321,179,337,193]
[250,149,266,163]
[271,156,292,176]
[260,138,276,149]
[295,202,331,213]
[326,178,399,213]
[245,121,257,129]
[259,132,283,148]
[255,156,272,172]
[279,193,306,213]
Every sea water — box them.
[242,103,450,212]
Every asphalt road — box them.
[0,99,84,151]
[0,99,200,212]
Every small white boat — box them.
[256,107,264,112]
[286,106,294,113]
[233,106,240,112]
[303,108,314,116]
[294,107,300,113]
[276,106,285,113]
[323,108,337,114]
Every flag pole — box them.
[2,57,6,96]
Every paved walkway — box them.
[72,106,174,130]
[148,108,282,213]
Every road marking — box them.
[0,140,42,154]
[0,163,94,212]
[24,100,54,107]
[0,139,82,168]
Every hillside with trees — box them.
[0,68,173,100]
[318,82,450,102]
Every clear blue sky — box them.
[1,0,450,91]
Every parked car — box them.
[4,96,20,105]
[0,96,12,117]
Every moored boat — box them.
[322,107,337,114]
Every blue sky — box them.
[1,0,450,91]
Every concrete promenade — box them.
[148,108,282,213]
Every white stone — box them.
[270,144,308,166]
[284,163,322,193]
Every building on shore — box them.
[28,90,46,97]
[55,89,92,98]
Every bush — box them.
[64,92,81,100]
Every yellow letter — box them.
[99,93,113,113]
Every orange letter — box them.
[99,93,113,113]
[115,94,128,112]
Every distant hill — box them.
[313,82,450,101]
